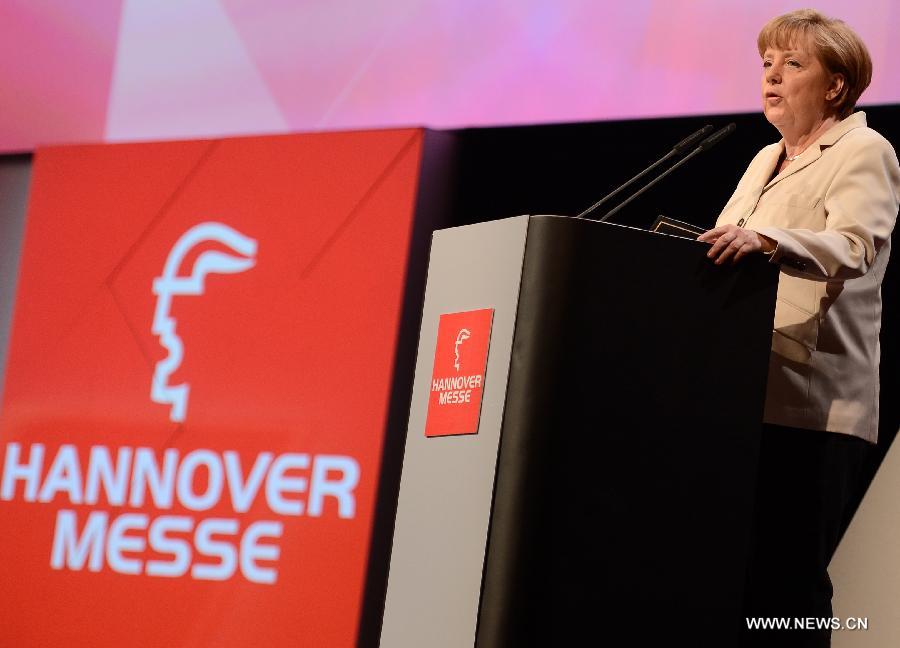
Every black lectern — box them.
[380,215,778,647]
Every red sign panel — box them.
[0,129,424,647]
[425,309,495,437]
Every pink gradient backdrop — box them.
[0,0,123,152]
[2,0,899,152]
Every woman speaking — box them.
[698,9,900,647]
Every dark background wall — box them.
[0,155,31,401]
[361,105,900,645]
[1,107,898,647]
[445,105,899,463]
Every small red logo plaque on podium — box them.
[424,308,495,437]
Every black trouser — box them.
[739,423,871,648]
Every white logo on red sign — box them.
[151,222,258,422]
[453,328,471,371]
[425,309,494,437]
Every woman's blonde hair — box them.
[758,9,872,119]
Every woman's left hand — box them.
[698,224,775,264]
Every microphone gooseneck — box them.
[574,124,714,220]
[593,123,736,224]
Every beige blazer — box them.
[716,112,900,442]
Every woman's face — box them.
[761,38,838,134]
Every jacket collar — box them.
[762,111,867,190]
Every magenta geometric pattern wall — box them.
[3,0,900,153]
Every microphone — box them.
[594,123,736,224]
[575,124,713,220]
[672,125,716,154]
[696,122,736,152]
